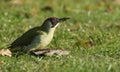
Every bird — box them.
[8,17,70,53]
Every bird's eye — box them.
[51,19,56,24]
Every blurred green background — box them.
[0,0,120,72]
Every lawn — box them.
[0,0,120,72]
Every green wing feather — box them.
[9,27,44,48]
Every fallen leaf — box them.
[113,0,120,4]
[75,39,95,47]
[29,49,70,57]
[41,5,53,12]
[11,0,24,5]
[116,25,120,29]
[84,40,95,47]
[24,12,31,18]
[0,49,12,57]
[30,7,39,17]
[0,60,5,64]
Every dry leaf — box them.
[0,60,5,64]
[29,49,70,57]
[113,0,120,4]
[41,5,53,12]
[83,40,95,47]
[75,40,95,47]
[11,0,24,5]
[0,49,12,57]
[30,7,39,17]
[116,25,120,29]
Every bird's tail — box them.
[8,46,26,57]
[8,46,22,53]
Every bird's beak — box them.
[58,17,70,22]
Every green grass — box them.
[0,0,120,72]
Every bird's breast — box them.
[25,29,55,51]
[37,28,55,48]
[40,32,54,48]
[23,28,56,52]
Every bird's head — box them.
[41,17,70,32]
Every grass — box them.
[0,0,120,72]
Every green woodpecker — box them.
[8,17,69,53]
